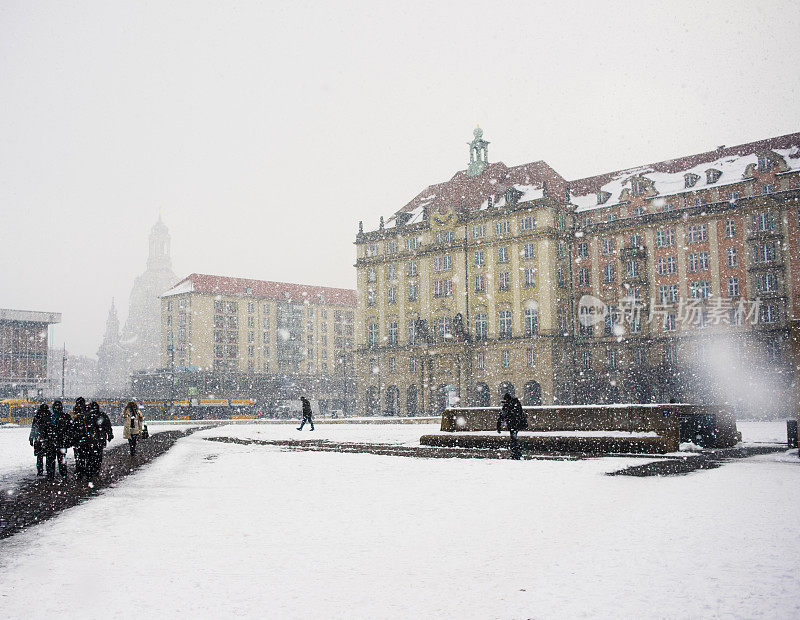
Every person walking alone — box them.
[29,403,53,477]
[497,392,527,460]
[297,396,314,431]
[123,401,144,457]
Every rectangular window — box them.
[577,242,589,258]
[367,289,376,306]
[523,243,536,260]
[755,241,776,263]
[725,219,736,238]
[501,350,511,368]
[633,347,646,366]
[409,357,417,373]
[405,237,418,251]
[407,282,418,302]
[385,240,398,254]
[601,238,614,256]
[686,224,708,243]
[607,348,619,371]
[582,350,592,371]
[407,260,418,277]
[526,348,536,367]
[557,242,565,259]
[474,250,485,267]
[498,272,510,291]
[476,351,485,370]
[434,231,453,245]
[433,279,453,298]
[407,320,416,345]
[727,247,738,268]
[578,267,590,287]
[761,304,779,324]
[474,313,487,340]
[367,267,377,283]
[688,252,709,272]
[433,255,452,272]
[664,344,678,366]
[558,307,568,333]
[602,263,616,284]
[664,313,677,331]
[728,276,740,297]
[520,215,535,231]
[629,233,643,248]
[366,244,378,258]
[367,323,379,348]
[499,310,512,339]
[498,247,510,263]
[436,316,450,340]
[495,220,510,236]
[523,268,536,288]
[626,260,639,278]
[558,266,566,287]
[473,224,485,239]
[524,308,538,336]
[386,264,397,280]
[387,321,398,346]
[475,274,486,293]
[247,316,255,328]
[656,228,675,247]
[387,286,397,304]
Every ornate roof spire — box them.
[467,126,490,177]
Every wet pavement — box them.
[0,428,199,540]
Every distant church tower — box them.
[96,299,128,393]
[121,216,177,373]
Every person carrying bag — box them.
[122,401,145,457]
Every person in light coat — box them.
[122,401,144,457]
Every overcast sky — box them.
[1,0,798,357]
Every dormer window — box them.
[597,190,611,205]
[631,178,645,197]
[705,169,722,184]
[487,195,494,208]
[757,152,772,172]
[684,173,700,188]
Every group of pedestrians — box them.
[28,399,145,481]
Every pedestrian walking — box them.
[29,403,52,476]
[297,396,315,431]
[71,397,91,480]
[50,400,72,478]
[85,401,113,478]
[122,401,144,457]
[497,392,527,460]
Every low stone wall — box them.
[438,404,740,452]
[420,433,672,454]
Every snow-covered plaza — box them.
[0,421,797,618]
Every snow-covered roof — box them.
[569,133,800,213]
[384,160,567,229]
[162,274,357,306]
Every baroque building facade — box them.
[354,129,800,416]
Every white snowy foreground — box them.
[0,422,798,619]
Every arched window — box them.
[498,381,515,399]
[385,386,399,416]
[524,380,542,406]
[366,386,379,415]
[474,382,491,407]
[406,385,418,416]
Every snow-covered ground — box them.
[1,421,798,618]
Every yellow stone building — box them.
[146,273,356,412]
[355,128,800,416]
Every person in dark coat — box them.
[497,392,525,460]
[29,403,53,476]
[85,401,113,478]
[71,397,91,480]
[50,400,72,478]
[297,396,314,431]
